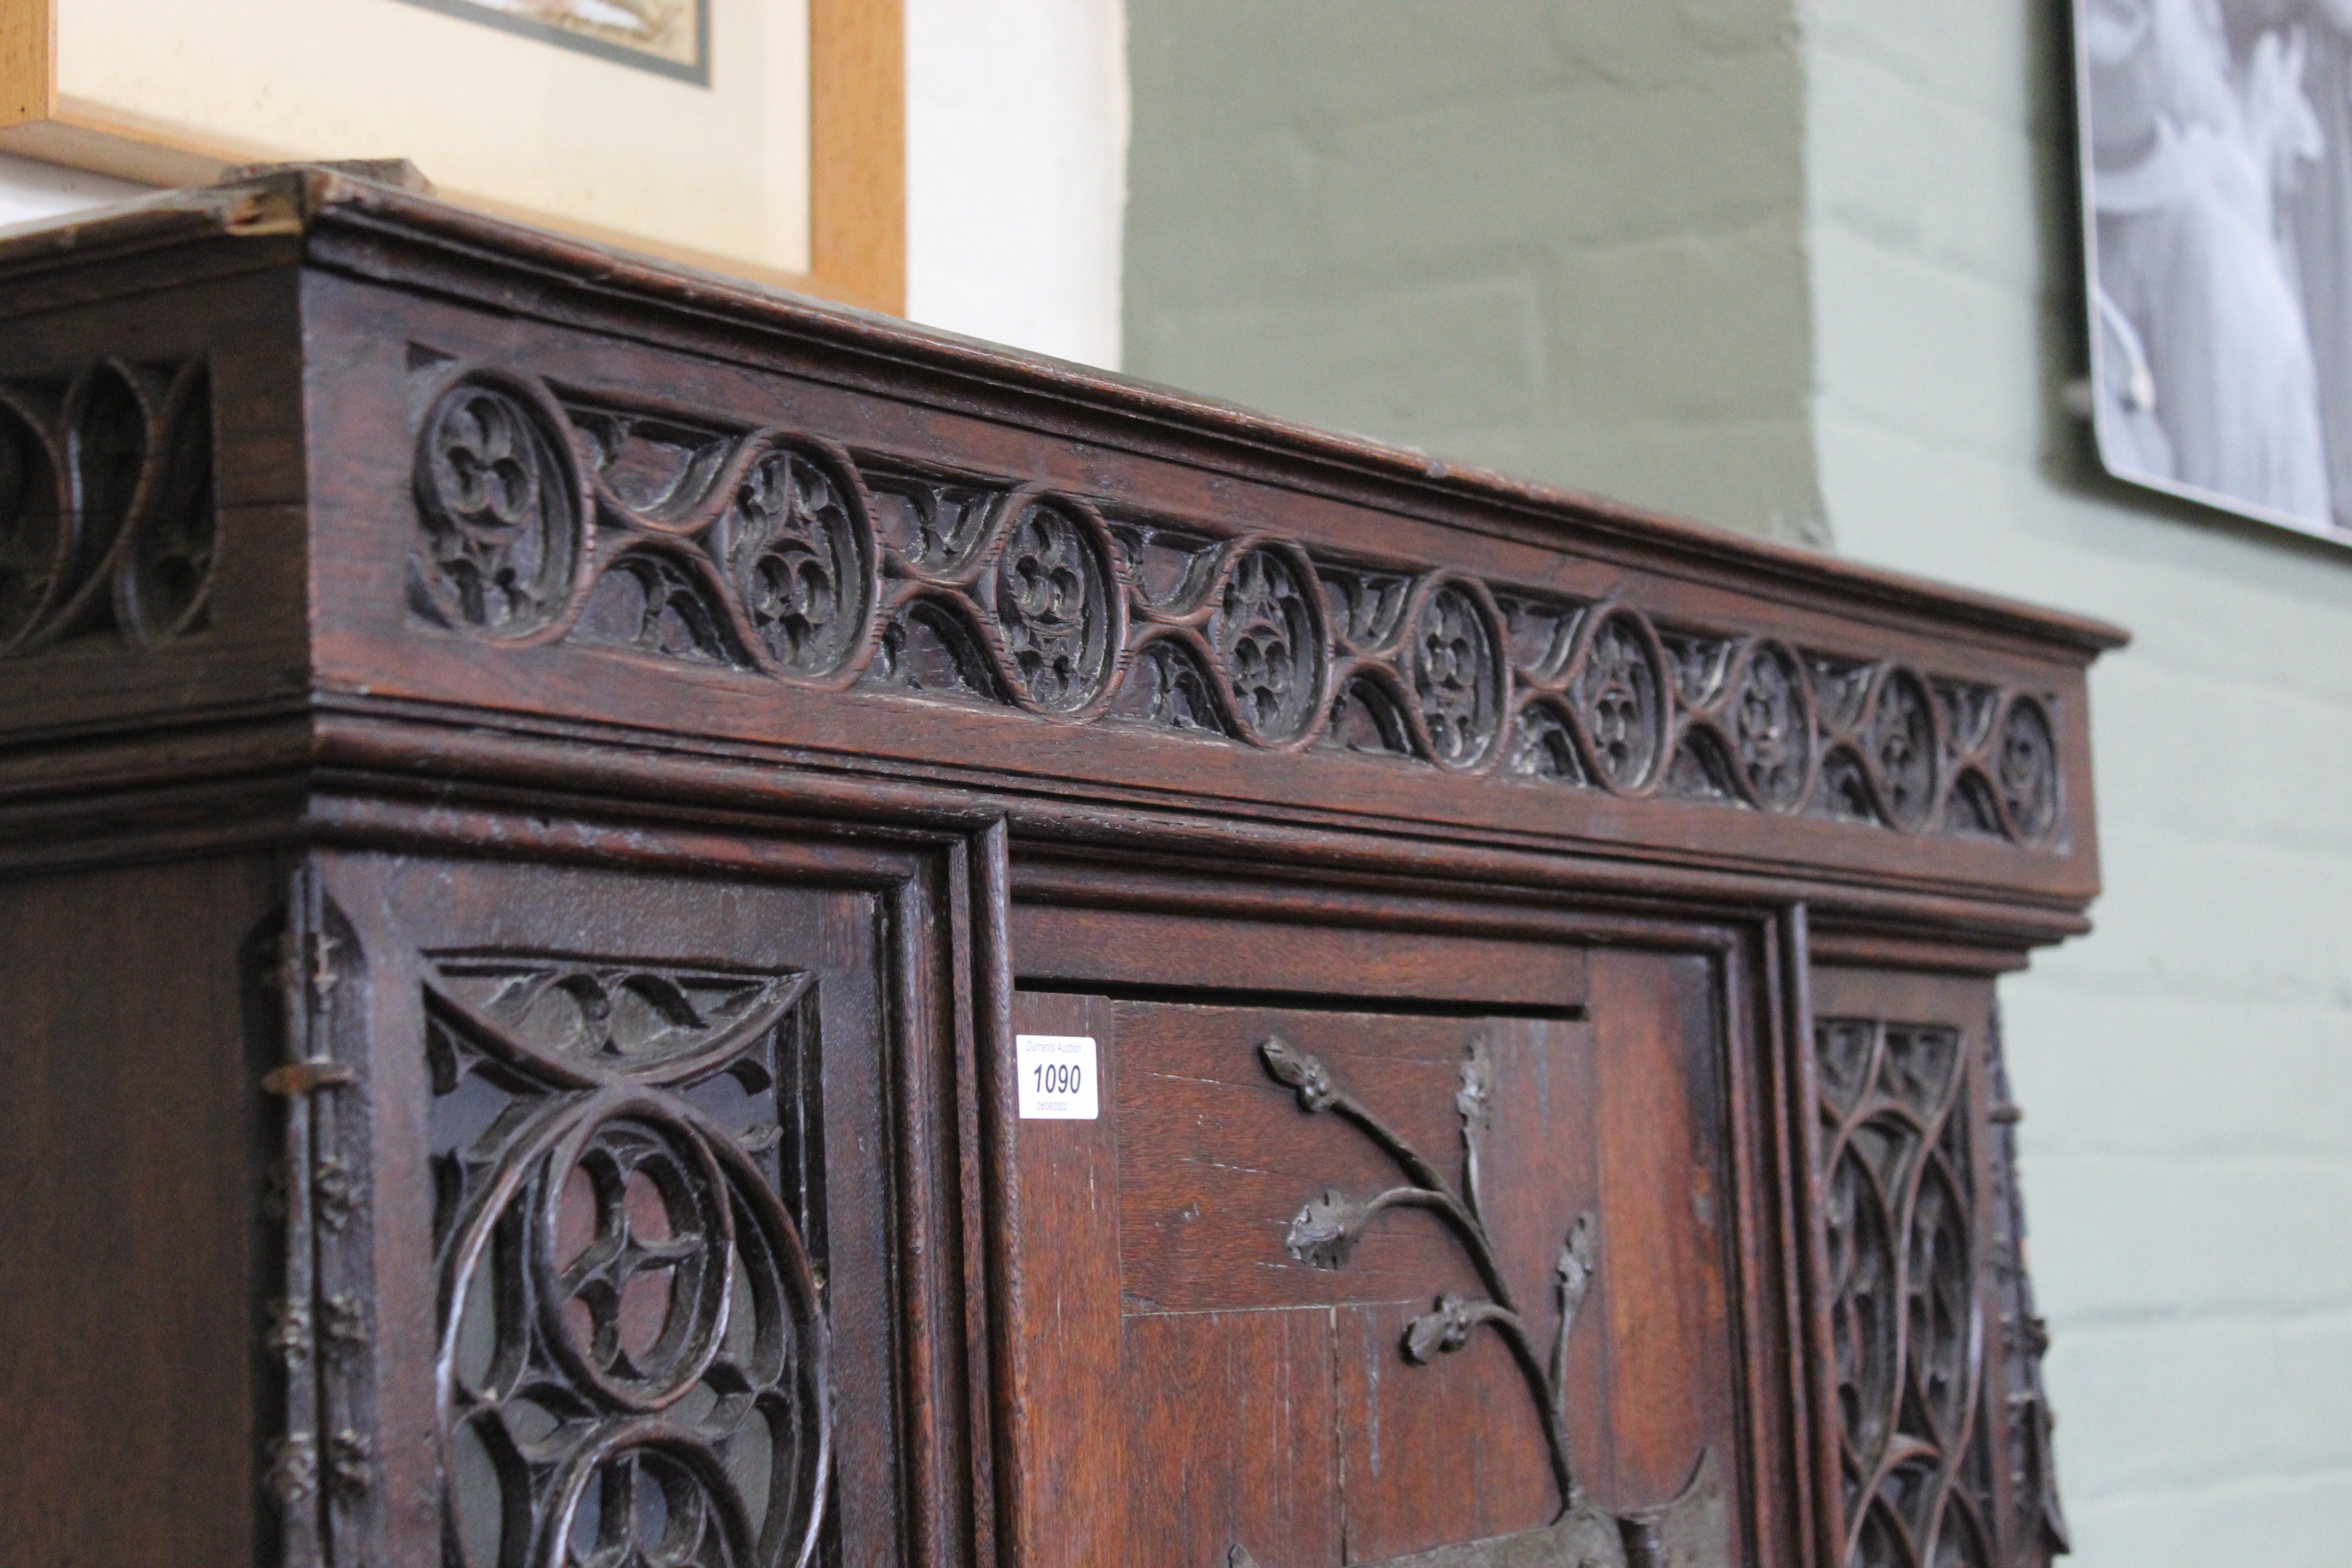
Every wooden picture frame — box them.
[0,0,903,311]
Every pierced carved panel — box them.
[426,951,830,1568]
[402,360,2069,849]
[0,356,215,653]
[1814,1014,2065,1568]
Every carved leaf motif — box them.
[1496,594,1585,684]
[867,473,998,572]
[1943,769,2005,838]
[1259,1034,1340,1112]
[1809,656,1880,732]
[867,599,1005,701]
[1285,1187,1368,1269]
[1321,567,1413,652]
[1211,546,1324,743]
[1323,675,1416,756]
[1733,642,1812,810]
[1403,1293,1475,1363]
[572,407,734,522]
[1456,1035,1494,1219]
[1111,638,1236,736]
[1997,698,2061,846]
[1660,632,1732,706]
[1504,700,1589,785]
[1867,671,1940,830]
[730,446,872,676]
[1557,1213,1595,1314]
[574,550,748,667]
[1814,747,1883,826]
[427,954,808,1088]
[995,500,1117,712]
[1112,519,1224,610]
[1573,612,1667,790]
[1663,729,1743,807]
[415,377,580,636]
[1935,679,2002,756]
[1256,1033,1587,1514]
[386,368,2073,851]
[1413,582,1504,765]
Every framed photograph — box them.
[2074,0,2352,544]
[0,0,902,310]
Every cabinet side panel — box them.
[0,853,282,1567]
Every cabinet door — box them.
[998,947,1746,1568]
[1806,968,2066,1568]
[287,851,909,1568]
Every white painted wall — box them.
[904,0,1128,368]
[0,152,148,228]
[0,1,1132,370]
[1802,3,2352,1561]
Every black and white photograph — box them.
[2078,0,2352,540]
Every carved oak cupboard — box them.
[0,167,2116,1568]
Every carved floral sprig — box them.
[1259,1034,1599,1515]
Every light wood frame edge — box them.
[0,0,904,313]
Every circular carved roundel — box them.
[994,499,1119,714]
[730,446,875,679]
[1411,581,1505,767]
[415,377,582,638]
[1210,545,1325,745]
[1996,696,2061,844]
[535,1109,736,1411]
[547,1435,760,1568]
[1867,669,1939,830]
[1572,611,1669,791]
[1732,641,1813,811]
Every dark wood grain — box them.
[0,855,281,1568]
[0,169,2101,1568]
[1122,1308,1343,1568]
[998,991,1130,1568]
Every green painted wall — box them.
[1124,0,1825,544]
[1124,3,2352,1562]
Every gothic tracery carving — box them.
[416,377,583,639]
[427,952,830,1568]
[397,363,2070,850]
[0,356,215,653]
[1814,1014,2063,1568]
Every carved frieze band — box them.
[0,356,216,654]
[405,364,2065,848]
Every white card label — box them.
[1015,1034,1100,1120]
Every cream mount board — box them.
[0,0,907,309]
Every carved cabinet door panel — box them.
[1000,948,1747,1568]
[279,852,905,1568]
[1804,969,2066,1568]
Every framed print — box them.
[0,0,902,310]
[2073,0,2352,544]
